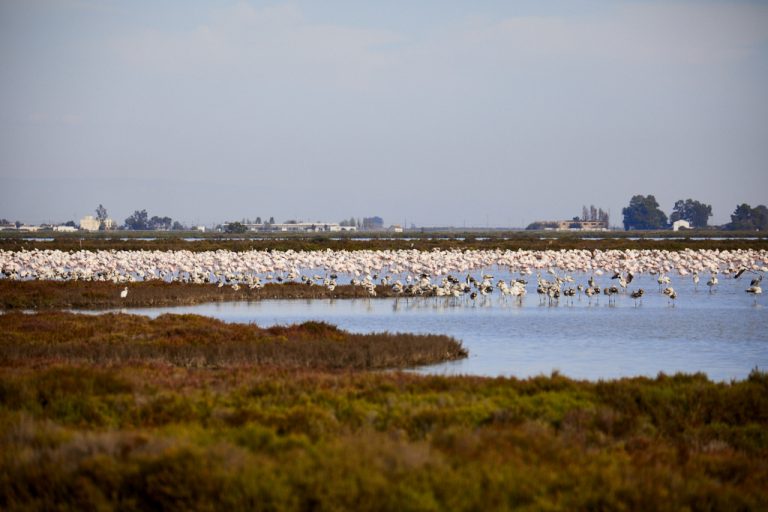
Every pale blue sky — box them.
[1,0,766,227]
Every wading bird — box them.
[746,285,762,305]
[707,273,718,293]
[663,287,677,306]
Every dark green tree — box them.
[756,205,768,231]
[525,221,557,230]
[171,221,185,231]
[669,199,712,228]
[727,204,768,231]
[95,204,108,223]
[149,216,172,230]
[225,222,248,233]
[124,210,149,230]
[622,195,668,230]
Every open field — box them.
[1,361,767,510]
[2,229,767,252]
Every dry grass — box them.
[0,311,467,370]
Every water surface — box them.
[108,273,767,381]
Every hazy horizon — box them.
[2,1,767,227]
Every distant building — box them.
[79,215,100,231]
[18,225,41,232]
[672,220,691,231]
[232,222,356,233]
[362,216,384,230]
[54,225,77,232]
[103,218,116,230]
[389,224,404,233]
[195,226,206,233]
[560,220,608,231]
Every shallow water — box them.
[99,272,767,382]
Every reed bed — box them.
[0,312,467,370]
[1,365,766,510]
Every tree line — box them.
[123,209,185,231]
[622,196,767,231]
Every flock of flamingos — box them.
[1,248,765,306]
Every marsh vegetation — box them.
[1,363,767,510]
[0,312,467,370]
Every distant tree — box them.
[171,221,185,231]
[268,216,275,224]
[727,204,754,230]
[285,219,298,224]
[255,217,262,224]
[669,199,712,228]
[589,205,597,222]
[15,221,22,228]
[0,218,10,225]
[64,220,77,227]
[727,204,768,231]
[95,204,108,223]
[124,210,149,230]
[756,206,768,231]
[149,216,172,230]
[622,195,668,230]
[581,206,589,222]
[225,222,248,233]
[526,221,558,230]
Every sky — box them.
[1,0,766,228]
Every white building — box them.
[103,218,116,230]
[79,215,100,231]
[54,225,77,232]
[195,226,206,232]
[672,220,691,231]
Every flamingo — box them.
[746,285,762,305]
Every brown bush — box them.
[0,311,467,370]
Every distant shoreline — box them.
[1,229,767,252]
